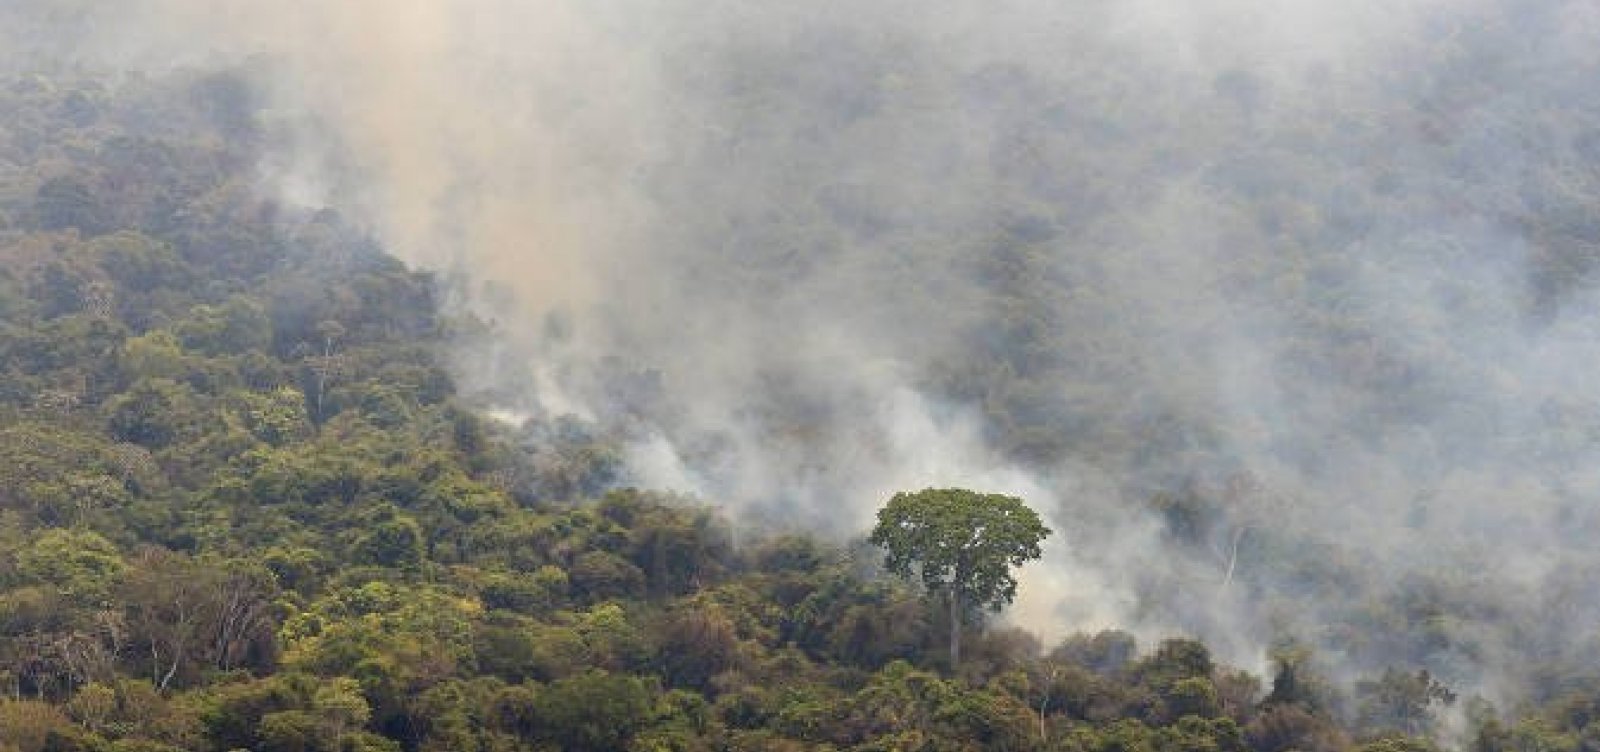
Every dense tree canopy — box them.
[2,24,1600,752]
[870,488,1051,668]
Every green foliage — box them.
[350,508,425,570]
[15,528,124,603]
[569,549,647,602]
[1164,677,1222,720]
[118,331,188,382]
[1354,670,1457,738]
[1351,737,1444,752]
[869,488,1051,612]
[1,59,1596,752]
[1246,704,1347,752]
[75,232,186,293]
[477,565,568,614]
[173,296,271,356]
[105,378,203,448]
[533,670,656,751]
[34,175,106,234]
[869,487,1050,667]
[658,604,741,692]
[0,699,74,752]
[239,386,311,446]
[1052,630,1139,676]
[1144,639,1213,675]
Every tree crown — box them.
[867,487,1051,611]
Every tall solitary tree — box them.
[868,487,1051,667]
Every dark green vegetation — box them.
[2,57,1600,752]
[870,489,1050,667]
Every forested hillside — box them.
[0,67,1291,752]
[8,1,1600,751]
[0,67,1207,752]
[0,62,1590,752]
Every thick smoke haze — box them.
[21,0,1600,708]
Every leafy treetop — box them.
[869,487,1051,667]
[869,487,1051,611]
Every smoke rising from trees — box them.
[22,0,1600,704]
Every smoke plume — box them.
[21,0,1600,706]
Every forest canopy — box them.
[4,1,1600,751]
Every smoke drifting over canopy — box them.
[23,0,1600,703]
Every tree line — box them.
[0,63,1596,752]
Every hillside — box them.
[5,2,1600,751]
[0,66,1276,752]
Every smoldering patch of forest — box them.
[10,0,1600,706]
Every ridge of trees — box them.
[0,64,1594,752]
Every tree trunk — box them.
[949,589,961,668]
[159,652,181,691]
[1221,526,1249,590]
[1039,666,1058,743]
